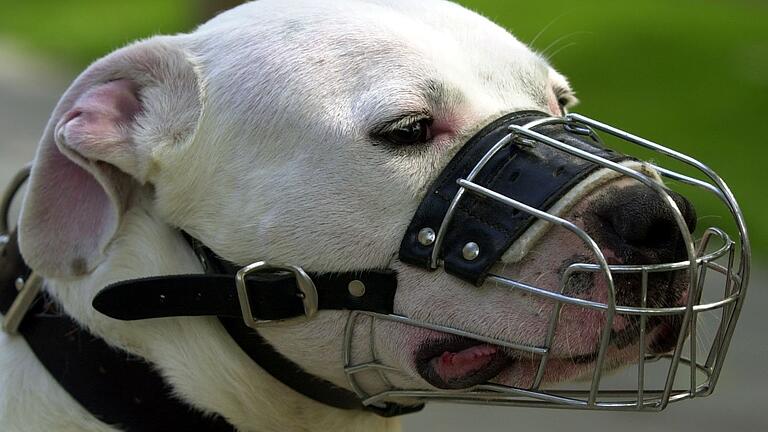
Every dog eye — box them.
[557,97,569,115]
[376,117,433,146]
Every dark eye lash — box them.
[370,112,434,148]
[390,114,431,131]
[371,112,432,136]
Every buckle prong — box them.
[235,261,318,328]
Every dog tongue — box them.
[432,345,498,382]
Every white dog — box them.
[0,1,695,431]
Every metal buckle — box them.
[2,273,42,334]
[234,261,318,329]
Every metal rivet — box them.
[417,228,436,246]
[348,280,366,297]
[462,242,480,261]
[14,277,25,291]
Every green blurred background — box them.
[0,0,765,258]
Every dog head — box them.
[17,0,698,416]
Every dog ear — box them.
[18,36,202,278]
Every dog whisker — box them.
[539,31,591,58]
[545,42,579,62]
[529,13,569,48]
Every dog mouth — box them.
[414,337,603,390]
[415,338,515,389]
[412,218,693,391]
[415,314,683,390]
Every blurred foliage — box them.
[0,0,766,256]
[0,0,198,66]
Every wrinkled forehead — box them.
[191,0,553,119]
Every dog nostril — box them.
[598,185,697,253]
[620,216,679,249]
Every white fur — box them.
[0,1,650,431]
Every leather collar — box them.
[0,230,236,431]
[94,235,422,417]
[1,229,422,432]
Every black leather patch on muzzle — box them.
[399,110,629,285]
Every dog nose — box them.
[594,184,697,261]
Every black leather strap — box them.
[92,269,398,322]
[217,316,422,417]
[93,238,423,417]
[0,231,236,432]
[399,111,629,284]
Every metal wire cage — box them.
[342,113,750,412]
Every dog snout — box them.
[576,183,698,327]
[591,184,697,264]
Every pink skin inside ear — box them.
[58,79,141,160]
[21,79,142,277]
[50,78,142,256]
